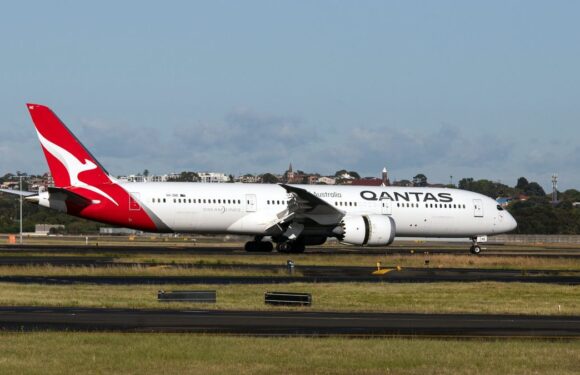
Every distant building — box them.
[317,176,336,185]
[149,174,169,182]
[351,178,383,186]
[382,168,390,186]
[240,175,262,183]
[100,227,140,235]
[283,163,305,184]
[392,180,413,187]
[198,172,229,183]
[496,197,513,207]
[35,224,65,235]
[307,175,319,185]
[119,174,146,183]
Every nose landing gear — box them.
[469,237,482,255]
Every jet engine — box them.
[338,215,396,246]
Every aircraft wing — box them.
[279,184,345,225]
[0,188,36,197]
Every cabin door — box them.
[473,199,484,217]
[245,194,257,212]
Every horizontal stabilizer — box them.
[0,188,36,197]
[47,187,93,207]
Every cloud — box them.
[170,108,320,173]
[76,118,161,159]
[334,123,513,173]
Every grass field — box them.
[2,251,579,270]
[119,252,580,270]
[0,333,577,375]
[0,282,577,315]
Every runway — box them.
[0,266,578,285]
[1,244,580,258]
[0,306,577,337]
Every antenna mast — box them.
[551,173,558,204]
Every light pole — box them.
[18,175,23,244]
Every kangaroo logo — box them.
[36,131,119,206]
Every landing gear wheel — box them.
[260,241,274,252]
[245,241,258,252]
[276,242,291,253]
[292,242,305,253]
[470,245,481,255]
[276,241,305,253]
[245,241,273,252]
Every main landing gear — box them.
[276,241,305,254]
[469,237,481,255]
[244,237,273,252]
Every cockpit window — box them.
[496,205,504,211]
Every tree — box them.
[516,177,529,190]
[167,171,199,182]
[524,182,546,197]
[561,189,580,202]
[458,178,516,198]
[348,171,360,179]
[143,169,150,177]
[413,174,428,187]
[261,173,279,184]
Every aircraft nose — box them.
[506,213,517,232]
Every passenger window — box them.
[163,198,166,203]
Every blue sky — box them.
[1,1,579,190]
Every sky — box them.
[1,1,579,191]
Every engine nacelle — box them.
[339,214,396,246]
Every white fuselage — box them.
[121,182,517,238]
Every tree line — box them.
[457,177,580,234]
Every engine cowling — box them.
[338,215,396,246]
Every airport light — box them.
[11,175,25,244]
[20,176,22,244]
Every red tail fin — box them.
[26,103,111,188]
[26,104,118,206]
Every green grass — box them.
[119,252,580,270]
[0,282,577,315]
[5,250,577,270]
[0,333,577,375]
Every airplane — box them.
[0,104,517,254]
